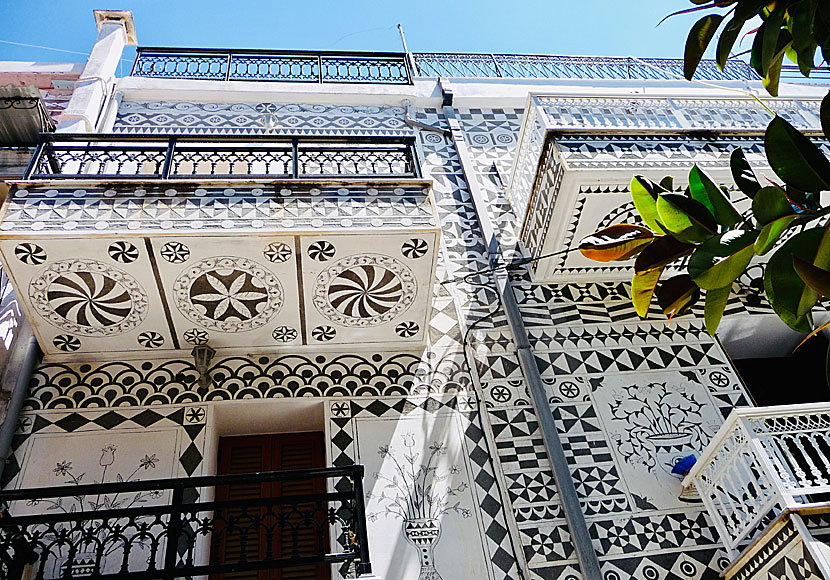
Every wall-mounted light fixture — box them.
[191,345,216,388]
[261,113,278,132]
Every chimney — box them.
[56,10,136,133]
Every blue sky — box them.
[0,1,741,66]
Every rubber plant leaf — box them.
[688,229,759,290]
[634,235,696,273]
[656,193,718,244]
[789,0,817,77]
[632,267,664,318]
[764,227,830,332]
[716,15,744,70]
[756,216,796,255]
[657,274,700,318]
[578,224,654,262]
[684,14,725,80]
[630,175,669,233]
[765,115,830,192]
[760,4,786,74]
[730,148,761,199]
[688,164,741,226]
[793,256,830,297]
[821,90,830,143]
[704,285,732,335]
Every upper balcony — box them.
[129,47,767,85]
[1,134,439,359]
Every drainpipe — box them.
[439,85,603,579]
[0,321,41,484]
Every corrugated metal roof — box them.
[0,84,55,146]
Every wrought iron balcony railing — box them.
[682,403,830,557]
[24,134,421,180]
[131,47,413,84]
[0,464,372,580]
[412,53,760,81]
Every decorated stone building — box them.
[1,9,830,580]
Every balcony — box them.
[507,94,825,283]
[25,134,421,180]
[131,48,413,84]
[128,48,762,84]
[1,134,439,357]
[683,404,830,576]
[0,465,372,580]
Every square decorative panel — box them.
[0,182,439,357]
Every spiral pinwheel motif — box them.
[394,321,419,338]
[29,259,147,336]
[313,255,416,328]
[329,265,402,318]
[311,325,336,341]
[47,272,131,328]
[108,241,139,263]
[15,243,46,265]
[401,238,428,259]
[272,326,298,342]
[53,334,80,352]
[307,240,335,262]
[137,331,164,348]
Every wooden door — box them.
[211,432,330,580]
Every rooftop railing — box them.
[683,403,830,557]
[131,48,413,84]
[412,53,760,81]
[0,465,372,580]
[24,134,421,180]
[129,48,762,83]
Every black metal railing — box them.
[0,465,371,580]
[131,47,413,84]
[412,53,760,81]
[24,134,421,180]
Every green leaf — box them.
[752,186,797,226]
[761,5,786,74]
[656,193,718,244]
[755,216,796,255]
[688,164,741,226]
[730,148,761,199]
[688,229,759,290]
[634,235,696,272]
[821,91,830,143]
[789,0,817,77]
[579,224,655,262]
[704,285,732,335]
[764,226,830,332]
[632,267,664,318]
[659,176,674,191]
[765,115,830,192]
[716,16,745,69]
[685,14,725,80]
[657,274,700,317]
[763,45,786,97]
[793,256,830,296]
[630,176,669,233]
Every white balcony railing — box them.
[683,403,830,556]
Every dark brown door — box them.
[211,432,330,580]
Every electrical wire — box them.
[0,39,133,63]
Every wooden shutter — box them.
[212,433,330,580]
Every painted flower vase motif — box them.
[646,432,693,475]
[403,518,443,580]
